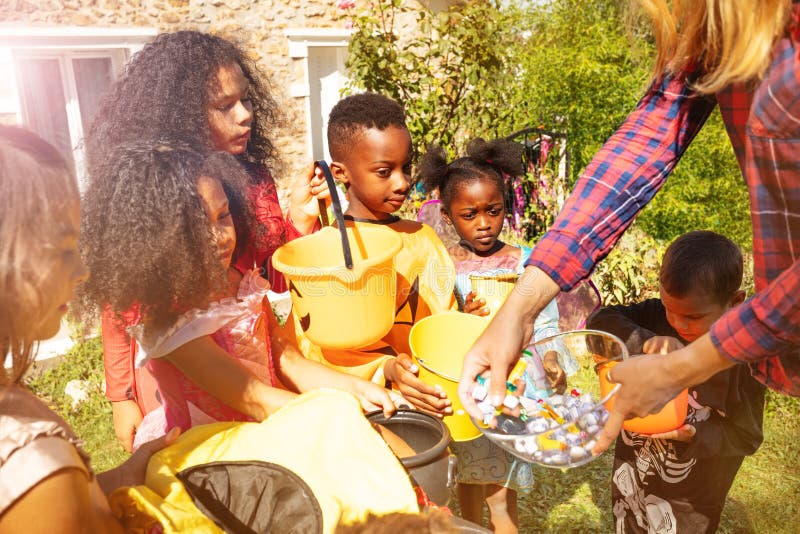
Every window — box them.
[0,27,157,187]
[287,28,352,162]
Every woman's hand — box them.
[97,427,181,495]
[384,354,452,417]
[111,400,143,453]
[463,291,489,316]
[288,162,331,234]
[592,333,734,455]
[458,266,560,422]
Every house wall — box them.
[0,0,350,192]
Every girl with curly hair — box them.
[85,30,330,451]
[0,126,178,533]
[418,138,561,534]
[79,139,393,449]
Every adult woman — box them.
[458,0,799,453]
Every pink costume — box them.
[131,270,275,448]
[0,386,95,514]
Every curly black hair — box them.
[418,137,523,210]
[327,92,407,161]
[79,139,256,330]
[85,30,282,179]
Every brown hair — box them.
[637,0,791,93]
[0,126,79,384]
[660,230,743,304]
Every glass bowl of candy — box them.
[471,330,628,469]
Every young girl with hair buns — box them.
[418,138,561,534]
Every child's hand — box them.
[384,354,452,417]
[643,336,684,355]
[352,378,397,418]
[288,162,331,233]
[111,400,143,453]
[542,350,567,394]
[464,291,489,316]
[98,427,181,495]
[648,423,696,442]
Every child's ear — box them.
[729,289,746,307]
[440,207,452,225]
[329,161,349,187]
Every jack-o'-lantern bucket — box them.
[272,225,402,349]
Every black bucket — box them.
[366,409,454,507]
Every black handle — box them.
[315,161,353,270]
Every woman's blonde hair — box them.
[637,0,792,93]
[0,126,79,385]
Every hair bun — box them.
[418,143,451,194]
[468,138,523,178]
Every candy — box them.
[474,359,610,469]
[569,446,588,461]
[503,395,520,410]
[471,384,488,402]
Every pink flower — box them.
[337,0,356,9]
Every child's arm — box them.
[383,354,452,417]
[101,307,142,453]
[165,335,296,421]
[586,299,664,354]
[286,163,329,235]
[268,310,396,417]
[463,291,489,316]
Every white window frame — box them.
[0,26,157,187]
[286,28,352,160]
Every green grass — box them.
[27,339,800,532]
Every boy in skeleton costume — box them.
[588,231,765,533]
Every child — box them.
[587,231,765,533]
[79,139,394,447]
[85,30,329,451]
[287,92,457,417]
[0,125,177,532]
[417,138,562,534]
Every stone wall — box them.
[0,0,348,190]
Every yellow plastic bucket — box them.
[409,312,489,442]
[272,225,402,349]
[469,273,519,317]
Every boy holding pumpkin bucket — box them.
[587,231,764,533]
[285,92,459,417]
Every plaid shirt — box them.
[527,9,800,396]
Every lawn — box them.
[27,338,800,533]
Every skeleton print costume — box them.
[588,299,765,533]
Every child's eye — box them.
[376,168,391,178]
[488,209,502,216]
[461,213,476,220]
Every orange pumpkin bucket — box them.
[598,360,689,434]
[272,225,402,349]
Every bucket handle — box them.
[315,160,353,270]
